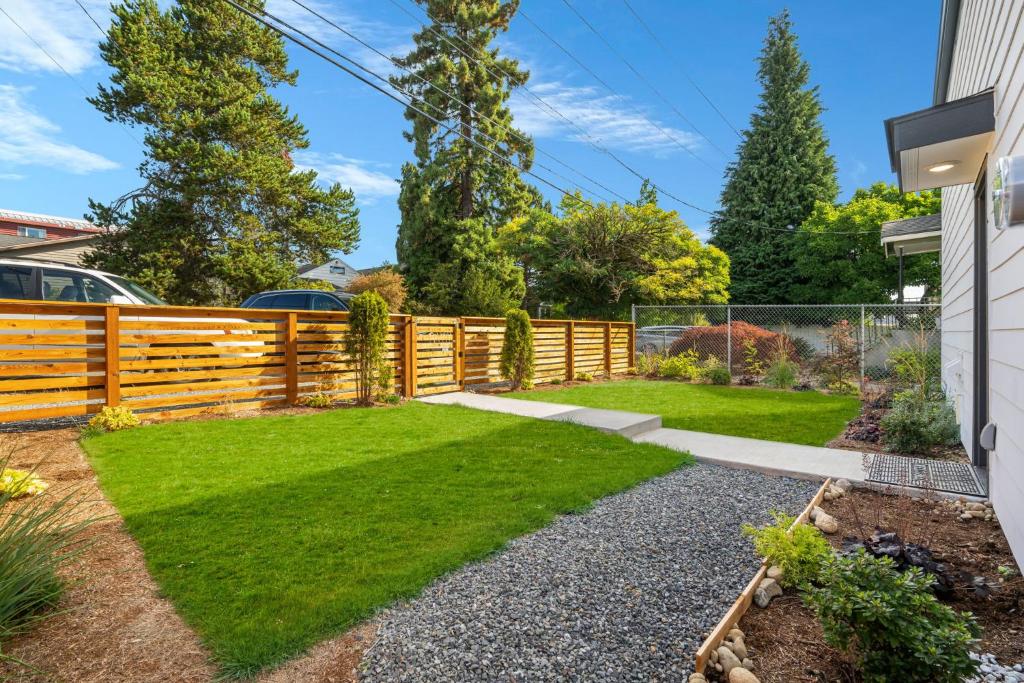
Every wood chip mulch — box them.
[738,488,1023,683]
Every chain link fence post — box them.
[726,305,732,373]
[860,304,866,393]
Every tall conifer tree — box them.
[392,0,532,315]
[710,9,837,303]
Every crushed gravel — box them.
[361,464,820,682]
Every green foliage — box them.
[792,183,942,303]
[659,350,700,380]
[393,0,533,315]
[764,355,799,389]
[344,292,390,405]
[500,192,729,319]
[0,454,94,650]
[88,406,140,433]
[0,469,48,499]
[500,309,535,390]
[575,371,594,382]
[742,338,764,376]
[700,356,731,385]
[819,320,859,393]
[805,551,979,683]
[888,342,941,402]
[742,512,831,588]
[710,9,837,303]
[881,392,960,454]
[301,393,333,409]
[375,364,395,402]
[634,351,663,377]
[84,0,359,306]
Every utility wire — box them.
[387,0,713,214]
[0,4,144,151]
[556,0,729,159]
[283,0,629,206]
[620,0,741,138]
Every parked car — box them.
[240,289,350,312]
[635,325,694,354]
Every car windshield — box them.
[105,275,166,305]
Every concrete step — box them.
[545,408,662,438]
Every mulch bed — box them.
[737,488,1023,683]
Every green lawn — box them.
[515,380,861,446]
[82,402,689,677]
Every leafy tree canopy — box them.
[791,183,941,303]
[84,0,359,306]
[709,9,837,304]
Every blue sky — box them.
[0,0,938,269]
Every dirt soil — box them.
[738,489,1023,683]
[0,425,374,683]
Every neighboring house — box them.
[883,0,1024,564]
[0,209,103,266]
[297,257,361,291]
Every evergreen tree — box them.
[709,9,837,304]
[85,0,360,306]
[392,0,532,315]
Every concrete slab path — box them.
[419,391,870,482]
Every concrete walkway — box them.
[419,391,869,483]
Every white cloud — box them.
[0,173,25,181]
[0,85,118,174]
[294,151,398,202]
[509,81,700,156]
[0,0,109,74]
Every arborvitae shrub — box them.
[345,291,390,405]
[500,309,535,391]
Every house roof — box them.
[880,213,942,257]
[0,234,100,252]
[0,234,46,248]
[0,208,101,232]
[881,213,942,239]
[297,263,319,275]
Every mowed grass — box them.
[82,402,689,677]
[515,380,861,446]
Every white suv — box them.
[0,258,166,305]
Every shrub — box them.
[345,291,391,405]
[881,392,960,453]
[635,351,663,377]
[742,511,832,588]
[375,364,395,402]
[742,337,764,376]
[88,406,140,432]
[0,469,48,498]
[500,309,535,391]
[764,356,798,389]
[888,345,941,400]
[301,392,333,408]
[550,378,563,385]
[819,320,860,392]
[805,551,979,683]
[699,356,731,385]
[380,393,401,405]
[345,268,407,313]
[659,350,699,380]
[668,321,796,373]
[575,371,593,382]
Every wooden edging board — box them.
[693,477,832,674]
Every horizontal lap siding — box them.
[946,0,1024,564]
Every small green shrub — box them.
[380,393,401,405]
[881,392,960,453]
[635,351,663,377]
[301,393,333,409]
[550,377,563,385]
[88,406,140,432]
[764,356,798,389]
[345,291,390,405]
[805,550,979,683]
[699,356,730,385]
[375,364,394,402]
[742,337,764,376]
[500,309,535,391]
[575,371,594,382]
[742,511,832,588]
[888,346,941,400]
[659,350,699,380]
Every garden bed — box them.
[736,489,1022,682]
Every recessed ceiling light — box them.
[928,161,958,173]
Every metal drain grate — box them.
[866,455,987,497]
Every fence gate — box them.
[408,316,461,397]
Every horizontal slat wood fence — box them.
[0,300,633,424]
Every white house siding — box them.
[944,0,1024,564]
[297,258,360,291]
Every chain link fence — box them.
[632,304,941,392]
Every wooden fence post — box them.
[104,305,120,408]
[627,323,636,370]
[404,317,418,397]
[566,321,575,381]
[285,312,298,405]
[604,322,612,378]
[455,319,465,389]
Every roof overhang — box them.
[881,213,942,257]
[884,89,995,192]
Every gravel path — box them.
[361,464,820,682]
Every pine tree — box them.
[709,9,837,304]
[392,0,532,315]
[85,0,360,306]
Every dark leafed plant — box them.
[818,319,859,393]
[500,309,535,391]
[344,291,390,405]
[805,550,979,683]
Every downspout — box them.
[933,0,962,105]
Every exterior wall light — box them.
[928,161,959,173]
[993,155,1024,229]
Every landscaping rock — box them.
[834,478,852,492]
[688,675,707,683]
[729,636,748,660]
[766,565,784,581]
[966,653,1024,683]
[361,464,819,681]
[717,646,742,676]
[813,509,839,534]
[729,668,761,683]
[726,628,744,642]
[753,577,782,608]
[742,657,754,670]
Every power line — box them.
[282,0,630,206]
[620,0,741,138]
[0,4,144,151]
[386,0,714,214]
[556,0,730,159]
[219,0,603,210]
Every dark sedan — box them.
[240,289,350,312]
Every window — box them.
[267,292,308,310]
[42,269,118,303]
[328,263,346,274]
[104,275,166,305]
[0,264,34,299]
[17,226,46,239]
[311,293,346,311]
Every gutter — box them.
[933,0,962,105]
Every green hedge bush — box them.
[500,309,535,391]
[742,511,831,588]
[881,392,960,453]
[345,291,390,405]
